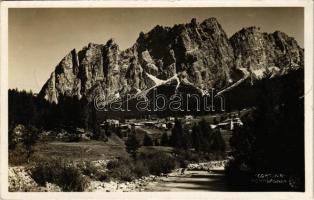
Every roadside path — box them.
[144,161,228,191]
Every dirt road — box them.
[145,161,228,191]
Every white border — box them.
[0,1,313,200]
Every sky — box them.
[8,7,304,93]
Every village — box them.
[96,110,245,150]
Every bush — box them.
[175,150,201,167]
[30,159,90,191]
[184,151,201,163]
[30,162,58,186]
[106,158,150,181]
[67,133,81,142]
[59,165,90,192]
[140,152,177,175]
[77,161,108,182]
[110,166,135,181]
[107,158,136,181]
[133,161,150,178]
[9,144,28,166]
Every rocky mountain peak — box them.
[230,26,303,79]
[39,18,304,104]
[200,17,220,29]
[105,38,119,48]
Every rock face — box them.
[39,18,304,104]
[230,27,304,79]
[40,49,81,103]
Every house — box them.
[101,119,120,128]
[213,117,243,131]
[166,116,175,121]
[185,115,193,120]
[156,123,167,129]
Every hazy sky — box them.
[9,8,304,93]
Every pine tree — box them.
[22,125,39,163]
[125,133,141,159]
[160,131,169,146]
[211,129,226,151]
[8,125,17,150]
[191,124,201,152]
[79,98,89,130]
[198,119,213,152]
[154,139,160,146]
[169,119,183,149]
[90,105,100,140]
[143,133,153,146]
[115,126,123,138]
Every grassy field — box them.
[32,135,127,163]
[139,146,174,154]
[30,134,176,164]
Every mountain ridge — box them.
[39,17,304,104]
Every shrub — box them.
[107,158,136,181]
[106,158,127,171]
[59,165,89,192]
[77,161,108,182]
[67,133,81,142]
[30,161,60,186]
[106,158,150,181]
[141,152,177,175]
[174,150,201,167]
[30,159,90,192]
[109,164,136,181]
[184,151,201,163]
[9,144,28,166]
[133,161,150,178]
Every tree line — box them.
[125,118,226,159]
[9,89,101,133]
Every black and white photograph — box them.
[0,1,313,199]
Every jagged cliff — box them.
[230,26,303,79]
[39,18,303,104]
